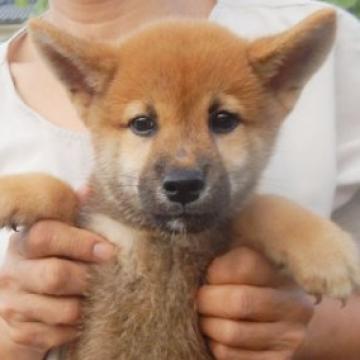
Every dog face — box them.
[90,26,280,233]
[29,11,336,232]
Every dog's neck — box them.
[72,208,226,359]
[70,211,221,359]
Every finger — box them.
[200,317,305,350]
[11,220,115,262]
[4,319,79,351]
[0,292,82,326]
[209,341,292,360]
[11,258,89,296]
[207,247,283,287]
[197,285,312,322]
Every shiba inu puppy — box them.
[0,9,359,359]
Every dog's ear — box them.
[28,19,117,108]
[248,9,336,112]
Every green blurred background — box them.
[325,0,360,16]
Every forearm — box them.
[295,295,360,360]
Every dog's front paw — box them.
[0,204,32,230]
[0,173,79,230]
[0,200,46,230]
[284,225,360,301]
[235,195,360,301]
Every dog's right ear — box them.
[248,9,336,113]
[28,19,117,109]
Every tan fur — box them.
[0,173,78,228]
[0,9,359,359]
[235,195,360,300]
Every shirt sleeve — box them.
[333,9,360,210]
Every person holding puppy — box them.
[0,0,359,359]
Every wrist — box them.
[294,296,360,360]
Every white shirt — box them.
[0,0,359,358]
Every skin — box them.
[0,220,115,360]
[1,0,360,359]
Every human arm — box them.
[294,295,360,360]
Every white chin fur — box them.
[167,218,186,233]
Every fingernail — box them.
[93,242,115,261]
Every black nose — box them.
[163,169,205,205]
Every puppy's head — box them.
[29,10,336,233]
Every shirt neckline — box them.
[1,27,90,140]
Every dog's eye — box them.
[209,111,240,134]
[129,116,157,137]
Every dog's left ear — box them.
[28,19,117,109]
[248,9,336,112]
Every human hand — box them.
[198,247,313,360]
[0,220,115,360]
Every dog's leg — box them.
[233,195,360,301]
[0,173,79,229]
